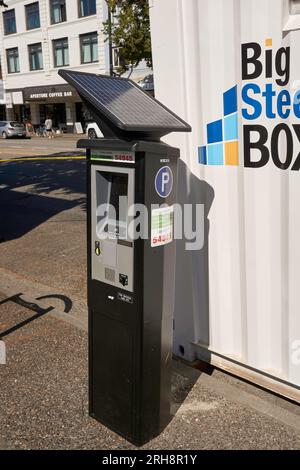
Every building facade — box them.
[0,0,109,131]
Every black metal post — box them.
[107,3,114,77]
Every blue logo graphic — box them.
[155,166,173,198]
[198,85,239,166]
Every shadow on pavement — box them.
[0,159,86,242]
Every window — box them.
[78,0,96,17]
[25,2,40,30]
[112,5,121,19]
[112,48,120,68]
[3,9,16,35]
[112,47,125,69]
[50,0,66,24]
[6,48,20,73]
[28,43,43,70]
[80,32,98,63]
[53,38,69,67]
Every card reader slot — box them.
[117,239,133,247]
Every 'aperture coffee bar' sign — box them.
[22,84,79,102]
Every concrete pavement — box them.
[0,146,300,450]
[1,298,300,450]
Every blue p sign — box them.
[155,166,173,198]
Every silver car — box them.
[0,121,27,139]
[138,74,154,93]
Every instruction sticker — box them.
[151,205,174,247]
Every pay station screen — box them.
[107,173,128,225]
[96,171,128,238]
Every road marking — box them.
[0,267,88,332]
[0,146,79,151]
[7,146,52,149]
[0,149,62,153]
[0,156,86,163]
[0,151,65,156]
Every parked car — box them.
[86,122,104,139]
[0,121,27,139]
[137,74,154,93]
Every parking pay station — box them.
[59,69,191,445]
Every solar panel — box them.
[58,70,191,136]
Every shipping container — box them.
[150,0,300,401]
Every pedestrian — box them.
[45,116,54,139]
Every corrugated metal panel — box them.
[150,0,300,393]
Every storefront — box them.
[5,83,85,133]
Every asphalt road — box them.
[0,149,87,299]
[0,135,84,160]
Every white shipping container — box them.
[150,0,300,401]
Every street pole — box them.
[107,3,114,77]
[0,1,8,121]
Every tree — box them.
[103,0,152,77]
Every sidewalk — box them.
[0,295,300,450]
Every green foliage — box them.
[103,0,152,75]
